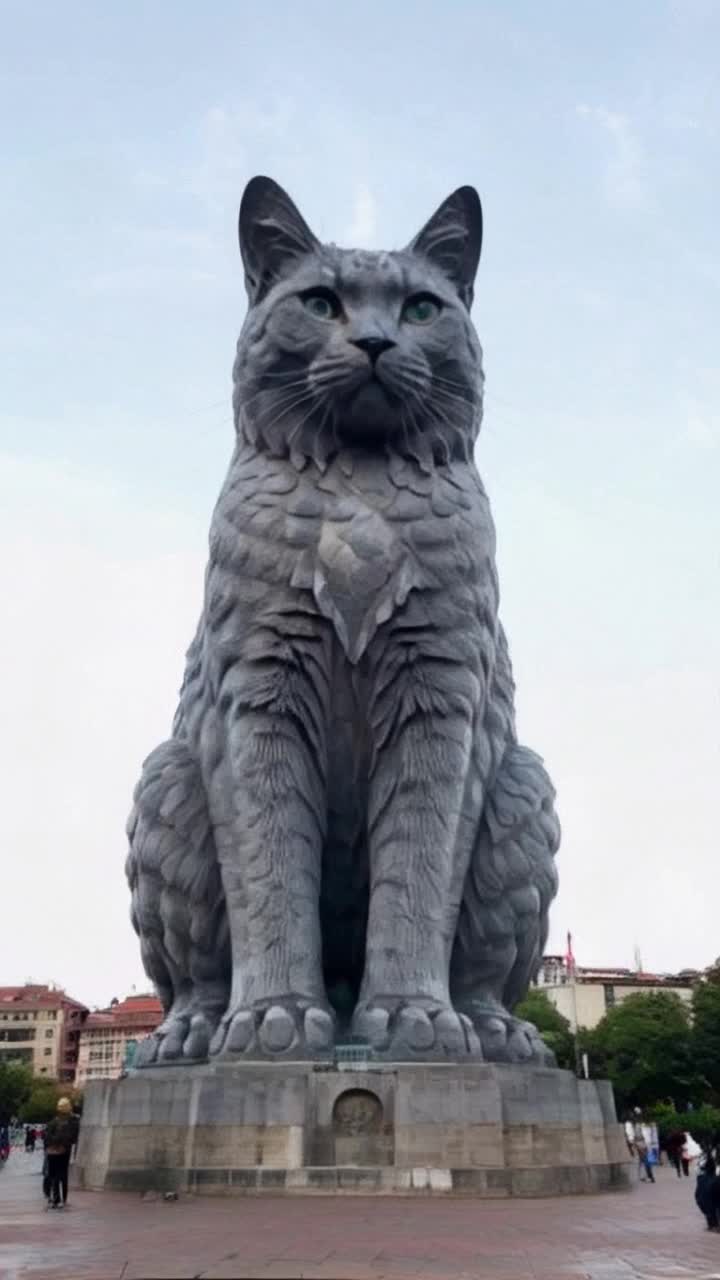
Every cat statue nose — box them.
[351,336,396,364]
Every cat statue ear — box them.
[239,176,320,303]
[407,186,482,310]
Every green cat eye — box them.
[302,290,341,321]
[402,295,442,325]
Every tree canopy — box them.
[0,1059,33,1124]
[581,991,700,1112]
[514,989,575,1069]
[692,978,720,1103]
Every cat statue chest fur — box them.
[211,441,496,669]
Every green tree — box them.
[0,1059,33,1124]
[583,991,700,1112]
[647,1101,720,1149]
[692,978,720,1102]
[16,1077,83,1125]
[514,989,576,1069]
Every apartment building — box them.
[75,993,162,1085]
[535,955,698,1030]
[0,985,88,1082]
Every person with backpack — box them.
[43,1098,79,1209]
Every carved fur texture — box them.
[126,177,560,1066]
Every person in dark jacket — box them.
[44,1099,79,1209]
[665,1129,685,1177]
[695,1157,720,1232]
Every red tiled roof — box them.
[81,993,163,1035]
[113,995,162,1016]
[0,984,88,1012]
[84,1012,115,1029]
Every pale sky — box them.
[1,1,718,1009]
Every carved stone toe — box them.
[183,1013,211,1060]
[433,1009,470,1056]
[226,1009,255,1053]
[157,1020,186,1061]
[259,1006,296,1053]
[305,1007,334,1052]
[394,1006,434,1053]
[351,1005,390,1049]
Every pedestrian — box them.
[43,1098,79,1210]
[695,1156,720,1232]
[25,1125,35,1153]
[0,1125,9,1162]
[632,1116,655,1184]
[682,1131,702,1177]
[666,1129,685,1177]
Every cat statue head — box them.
[232,176,484,470]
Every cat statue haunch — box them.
[126,177,560,1066]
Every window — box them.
[45,1029,53,1039]
[604,984,616,1009]
[44,1048,52,1056]
[0,1047,33,1064]
[0,1028,36,1042]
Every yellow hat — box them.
[56,1097,72,1113]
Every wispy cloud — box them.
[664,396,720,454]
[343,183,378,247]
[187,99,298,214]
[576,103,646,209]
[680,411,719,450]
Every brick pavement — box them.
[1,1151,719,1280]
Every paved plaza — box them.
[1,1151,719,1280]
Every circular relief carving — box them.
[332,1089,383,1135]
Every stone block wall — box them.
[76,1062,632,1197]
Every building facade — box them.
[75,993,162,1086]
[0,985,88,1082]
[535,955,698,1030]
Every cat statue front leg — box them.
[351,638,485,1061]
[208,638,336,1060]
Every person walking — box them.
[666,1129,685,1177]
[43,1099,79,1209]
[632,1117,655,1184]
[695,1156,720,1231]
[682,1131,702,1177]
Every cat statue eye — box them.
[402,295,441,325]
[302,291,341,320]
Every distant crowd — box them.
[625,1108,720,1230]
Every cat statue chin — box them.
[126,176,560,1067]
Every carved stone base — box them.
[75,1062,632,1198]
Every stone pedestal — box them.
[75,1062,632,1197]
